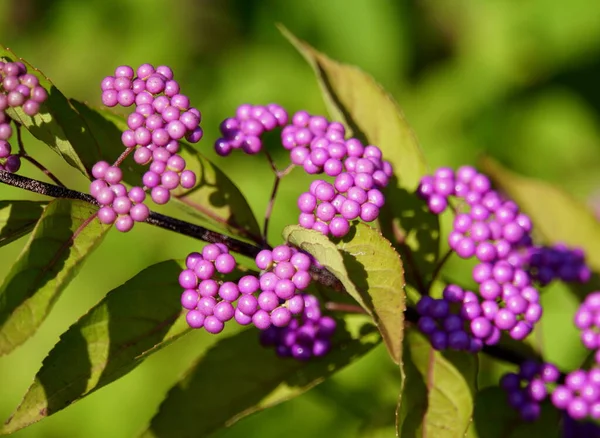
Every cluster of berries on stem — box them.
[0,60,48,173]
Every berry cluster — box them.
[288,111,391,238]
[574,292,600,362]
[180,244,315,334]
[0,60,49,173]
[552,368,600,421]
[260,294,336,361]
[500,360,560,421]
[93,64,201,231]
[418,167,533,262]
[214,103,288,156]
[90,162,149,231]
[417,167,542,342]
[179,243,239,334]
[471,260,542,341]
[416,286,492,352]
[524,244,591,286]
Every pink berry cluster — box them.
[92,64,201,231]
[417,167,542,343]
[260,294,336,361]
[0,60,49,173]
[90,163,150,231]
[500,360,560,421]
[552,368,600,422]
[287,110,392,238]
[214,103,289,156]
[179,244,316,336]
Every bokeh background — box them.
[0,0,599,437]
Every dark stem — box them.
[325,302,367,314]
[263,175,280,245]
[261,147,294,244]
[0,170,262,258]
[426,248,453,293]
[15,123,66,187]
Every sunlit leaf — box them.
[397,329,478,437]
[0,199,108,356]
[284,223,405,364]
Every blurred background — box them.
[0,0,599,436]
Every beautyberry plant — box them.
[0,27,597,438]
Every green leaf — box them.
[1,260,192,435]
[0,200,47,248]
[480,156,600,299]
[73,102,262,241]
[279,26,439,286]
[470,387,560,438]
[397,328,478,437]
[0,48,100,177]
[141,320,379,438]
[0,199,108,356]
[283,223,405,364]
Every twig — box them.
[15,123,66,187]
[261,147,294,244]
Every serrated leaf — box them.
[397,329,478,438]
[470,387,560,438]
[141,320,379,438]
[73,102,261,241]
[0,199,108,356]
[283,223,405,364]
[480,156,600,299]
[0,200,47,248]
[279,26,439,286]
[0,48,99,177]
[1,260,192,435]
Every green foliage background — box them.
[0,0,599,436]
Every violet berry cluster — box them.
[524,244,591,286]
[92,64,201,231]
[500,360,560,421]
[260,294,336,361]
[180,244,316,336]
[416,285,496,352]
[417,166,542,344]
[0,60,49,173]
[214,103,288,156]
